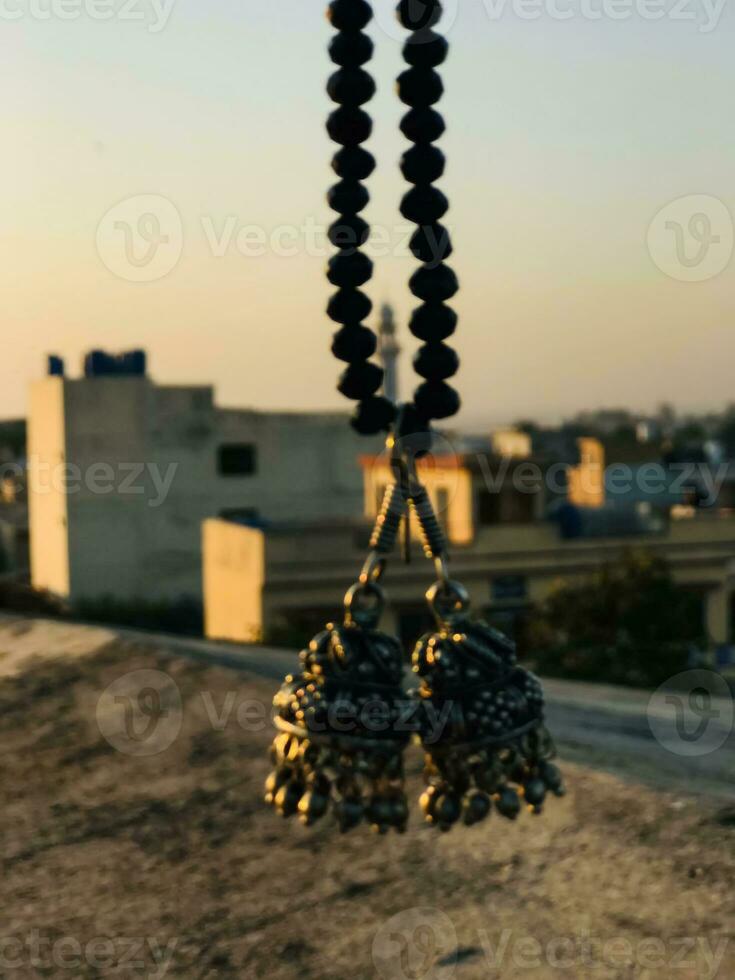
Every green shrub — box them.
[74,596,204,637]
[525,550,705,687]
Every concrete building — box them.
[28,355,376,605]
[490,429,533,459]
[203,438,735,651]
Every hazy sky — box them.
[4,0,734,428]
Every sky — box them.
[3,0,735,429]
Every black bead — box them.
[327,179,369,215]
[495,787,522,820]
[328,0,373,31]
[332,324,377,362]
[400,107,446,143]
[274,781,304,817]
[401,144,445,184]
[338,361,384,400]
[409,224,452,264]
[332,146,376,180]
[539,761,565,795]
[352,396,397,435]
[334,798,364,832]
[329,30,374,67]
[327,288,373,325]
[434,793,461,828]
[328,215,370,250]
[327,68,376,107]
[409,302,457,341]
[523,778,547,808]
[463,791,491,826]
[396,0,442,31]
[403,30,448,67]
[409,263,458,302]
[298,789,330,825]
[414,341,459,380]
[395,402,431,444]
[397,67,443,108]
[401,185,449,224]
[327,250,373,288]
[414,379,460,420]
[327,106,372,146]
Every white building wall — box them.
[29,372,376,605]
[62,376,151,599]
[28,378,70,596]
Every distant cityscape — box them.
[1,327,735,664]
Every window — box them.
[436,487,450,533]
[478,487,535,525]
[218,444,257,477]
[478,489,501,526]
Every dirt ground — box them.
[0,638,733,979]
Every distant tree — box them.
[609,423,638,445]
[716,410,735,458]
[657,402,677,436]
[525,550,704,687]
[673,421,707,446]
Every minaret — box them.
[378,303,400,405]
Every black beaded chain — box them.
[326,0,460,436]
[398,0,460,423]
[326,0,397,436]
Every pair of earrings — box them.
[265,436,564,835]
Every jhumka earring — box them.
[266,458,417,834]
[265,0,563,834]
